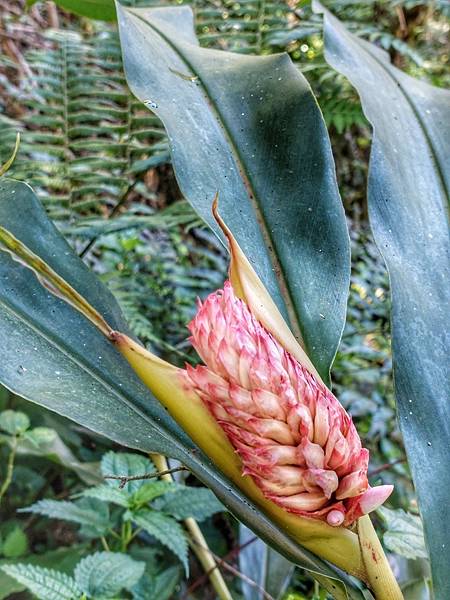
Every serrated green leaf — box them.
[74,552,145,597]
[130,509,188,575]
[156,487,224,522]
[20,499,109,535]
[0,546,86,600]
[0,563,80,600]
[0,410,29,435]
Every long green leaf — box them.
[0,179,367,598]
[314,4,450,597]
[116,3,350,382]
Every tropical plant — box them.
[0,3,448,600]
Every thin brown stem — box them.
[104,466,188,489]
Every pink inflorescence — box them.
[183,281,392,527]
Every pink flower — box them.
[183,281,392,527]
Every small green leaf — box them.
[74,552,145,597]
[379,508,428,560]
[129,509,188,574]
[155,487,224,522]
[0,410,29,435]
[101,452,156,494]
[0,563,80,600]
[2,527,28,559]
[130,481,174,508]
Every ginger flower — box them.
[184,281,392,527]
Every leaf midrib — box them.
[129,9,305,348]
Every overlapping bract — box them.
[183,282,392,526]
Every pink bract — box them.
[183,281,392,527]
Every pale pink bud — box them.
[183,282,393,526]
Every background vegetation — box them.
[0,0,448,597]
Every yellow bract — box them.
[212,197,323,384]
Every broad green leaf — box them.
[129,509,188,575]
[0,179,367,595]
[379,508,428,561]
[0,563,80,600]
[0,179,191,461]
[315,4,450,595]
[117,3,350,382]
[239,524,294,600]
[0,410,29,435]
[155,487,224,522]
[74,552,145,597]
[16,426,101,486]
[27,0,116,21]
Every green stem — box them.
[0,436,17,506]
[100,536,110,552]
[121,520,133,552]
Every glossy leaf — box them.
[0,179,368,597]
[117,3,350,382]
[315,3,450,596]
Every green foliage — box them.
[1,563,81,600]
[21,498,111,534]
[1,551,145,599]
[73,551,145,597]
[0,29,168,224]
[154,486,224,522]
[318,5,450,594]
[379,507,428,561]
[21,451,224,575]
[28,0,117,21]
[0,410,29,435]
[0,525,28,559]
[131,565,180,600]
[0,0,449,598]
[128,509,188,574]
